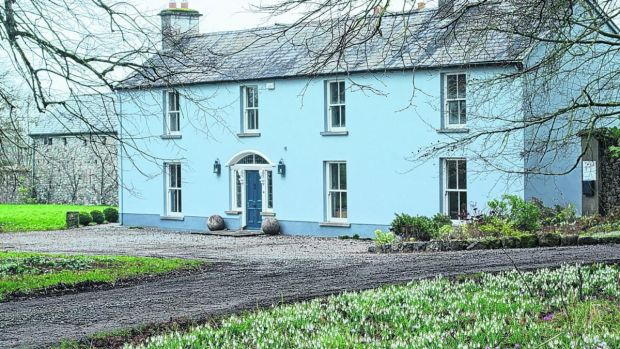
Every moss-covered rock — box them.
[443,240,468,251]
[519,234,538,248]
[483,237,502,249]
[538,233,561,247]
[578,235,598,245]
[426,241,443,252]
[500,236,520,249]
[560,234,579,246]
[466,240,488,250]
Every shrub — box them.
[103,207,119,223]
[478,216,520,237]
[390,214,436,241]
[90,210,105,224]
[488,195,541,232]
[431,213,452,230]
[374,229,396,246]
[78,212,92,226]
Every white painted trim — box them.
[326,80,347,132]
[226,150,275,166]
[242,85,260,133]
[228,151,276,228]
[442,158,467,220]
[325,161,348,224]
[443,73,467,129]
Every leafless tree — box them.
[253,0,620,175]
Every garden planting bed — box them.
[369,232,620,253]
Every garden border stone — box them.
[369,233,620,253]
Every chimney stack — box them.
[417,1,426,10]
[437,0,454,17]
[160,1,202,50]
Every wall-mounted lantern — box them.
[213,159,221,175]
[277,159,286,176]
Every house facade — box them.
[30,97,118,206]
[118,0,619,237]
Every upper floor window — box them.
[43,137,53,146]
[326,80,346,131]
[444,158,467,220]
[444,73,466,128]
[62,137,68,146]
[243,86,259,132]
[166,90,181,134]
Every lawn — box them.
[128,264,620,349]
[0,204,112,232]
[0,251,202,301]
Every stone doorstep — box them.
[194,230,265,237]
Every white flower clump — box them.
[126,264,620,349]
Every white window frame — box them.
[166,90,181,135]
[444,73,467,128]
[326,80,346,132]
[242,86,259,132]
[165,162,183,217]
[326,161,348,223]
[443,158,467,220]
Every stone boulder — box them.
[261,217,281,235]
[578,235,597,245]
[207,215,225,231]
[519,234,538,248]
[560,234,578,246]
[538,233,561,247]
[500,236,520,249]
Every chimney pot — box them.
[181,0,189,9]
[168,1,177,9]
[373,5,384,16]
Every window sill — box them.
[260,212,276,217]
[161,134,182,140]
[320,131,349,137]
[437,128,469,134]
[160,215,184,221]
[237,132,261,138]
[225,210,242,215]
[319,222,351,228]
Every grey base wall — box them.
[121,213,387,238]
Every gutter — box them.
[115,60,525,91]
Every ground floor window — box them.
[165,163,182,215]
[326,162,347,222]
[444,158,467,220]
[266,170,273,209]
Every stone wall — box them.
[32,134,118,206]
[0,168,30,203]
[599,135,620,215]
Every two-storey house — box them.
[117,0,619,237]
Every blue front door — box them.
[245,170,262,230]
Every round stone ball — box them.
[207,215,225,231]
[261,217,281,235]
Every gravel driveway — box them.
[1,225,620,348]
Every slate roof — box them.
[29,95,118,137]
[120,1,535,89]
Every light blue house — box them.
[117,0,619,237]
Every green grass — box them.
[0,251,202,301]
[0,204,112,232]
[128,264,620,349]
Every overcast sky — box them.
[135,0,437,32]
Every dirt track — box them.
[1,226,619,348]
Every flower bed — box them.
[369,231,620,253]
[372,196,620,254]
